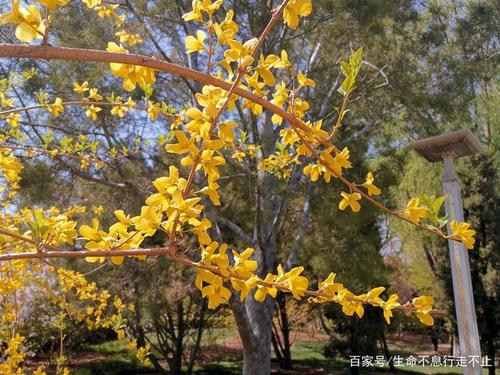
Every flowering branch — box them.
[0,43,462,243]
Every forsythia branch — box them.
[0,43,460,242]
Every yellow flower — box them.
[213,10,238,45]
[110,105,125,117]
[7,113,21,127]
[81,155,90,170]
[146,166,186,210]
[338,291,365,318]
[131,205,162,237]
[0,92,15,108]
[381,294,400,324]
[80,218,106,241]
[0,0,45,42]
[200,0,223,15]
[95,4,118,18]
[363,286,386,305]
[254,274,278,302]
[33,367,47,375]
[218,120,237,143]
[339,192,361,212]
[309,272,344,303]
[200,241,230,277]
[195,85,234,117]
[195,269,231,309]
[169,191,203,224]
[274,50,291,69]
[165,130,199,155]
[450,220,476,249]
[136,344,151,366]
[362,172,381,196]
[199,182,221,206]
[255,54,280,86]
[185,30,206,54]
[109,210,132,233]
[185,107,212,140]
[116,328,126,340]
[224,38,258,68]
[321,147,352,181]
[115,30,142,46]
[36,0,70,11]
[191,217,212,245]
[231,276,257,301]
[297,72,316,87]
[182,0,203,22]
[232,151,245,161]
[109,209,132,234]
[412,295,434,326]
[44,214,77,246]
[283,0,312,29]
[106,42,156,91]
[0,334,25,371]
[85,105,102,121]
[271,81,289,125]
[404,198,427,224]
[290,97,310,119]
[275,265,309,300]
[197,149,225,183]
[88,88,103,101]
[92,205,104,216]
[303,163,321,182]
[46,97,64,117]
[0,153,22,183]
[231,248,257,278]
[73,81,89,94]
[147,101,161,121]
[82,0,101,8]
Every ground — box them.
[26,326,497,374]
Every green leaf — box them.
[432,195,447,214]
[29,210,53,245]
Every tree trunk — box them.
[271,330,284,366]
[232,295,274,375]
[228,110,281,374]
[171,301,184,375]
[242,339,272,375]
[272,295,292,369]
[380,328,395,372]
[186,300,206,375]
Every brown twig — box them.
[0,100,176,119]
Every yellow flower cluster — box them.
[0,209,140,374]
[0,0,45,42]
[0,146,22,203]
[0,333,25,373]
[450,221,476,249]
[193,245,435,327]
[283,0,312,29]
[401,196,476,249]
[106,42,156,91]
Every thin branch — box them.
[211,214,252,244]
[363,60,389,88]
